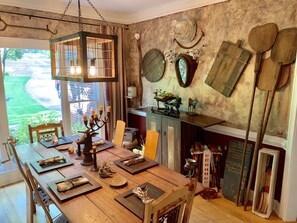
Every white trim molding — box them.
[204,125,287,150]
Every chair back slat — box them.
[28,120,64,143]
[8,141,33,192]
[113,120,126,147]
[24,162,54,223]
[183,178,198,223]
[144,186,188,223]
[144,130,159,161]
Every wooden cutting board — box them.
[205,40,252,97]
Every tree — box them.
[1,48,24,75]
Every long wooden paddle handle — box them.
[243,63,282,210]
[236,53,262,206]
[260,64,282,139]
[137,38,143,106]
[243,91,269,210]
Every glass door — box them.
[0,39,105,186]
[0,47,62,185]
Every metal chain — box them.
[51,0,73,39]
[86,0,111,30]
[78,0,83,31]
[51,0,115,38]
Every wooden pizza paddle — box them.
[243,27,297,210]
[236,23,278,206]
[257,57,290,91]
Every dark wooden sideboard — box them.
[128,107,225,173]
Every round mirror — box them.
[142,49,165,82]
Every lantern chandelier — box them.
[50,0,118,82]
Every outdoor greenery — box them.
[4,75,61,144]
[1,48,24,75]
[3,54,62,144]
[4,76,48,125]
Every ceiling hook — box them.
[0,17,8,31]
[47,25,58,35]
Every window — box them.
[68,81,103,136]
[1,48,62,144]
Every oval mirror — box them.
[142,49,165,82]
[175,54,198,88]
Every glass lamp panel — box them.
[86,36,115,79]
[51,31,118,82]
[50,35,81,79]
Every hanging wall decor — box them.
[205,40,252,97]
[142,49,166,82]
[171,19,205,49]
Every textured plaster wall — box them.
[125,0,297,138]
[0,1,296,138]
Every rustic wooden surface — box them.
[205,40,252,97]
[138,107,225,128]
[16,137,190,223]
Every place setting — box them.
[39,135,73,148]
[29,155,74,173]
[113,154,158,174]
[47,172,102,201]
[114,182,165,219]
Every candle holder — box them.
[89,147,98,172]
[76,107,110,166]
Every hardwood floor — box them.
[0,181,286,223]
[0,182,60,223]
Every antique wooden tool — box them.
[257,57,290,92]
[243,27,297,210]
[236,23,278,206]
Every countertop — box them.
[128,107,225,128]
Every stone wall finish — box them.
[126,0,297,138]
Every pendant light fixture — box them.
[50,0,118,82]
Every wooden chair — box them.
[28,120,64,143]
[113,120,126,147]
[24,162,68,223]
[183,178,198,223]
[143,130,159,160]
[143,185,189,223]
[8,140,53,223]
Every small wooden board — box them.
[39,136,73,148]
[47,172,102,201]
[114,182,165,219]
[114,154,158,174]
[30,156,74,173]
[205,40,251,97]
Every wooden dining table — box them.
[16,135,190,223]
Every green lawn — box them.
[4,75,48,125]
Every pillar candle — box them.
[83,114,87,121]
[99,105,103,111]
[91,107,95,116]
[107,106,111,113]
